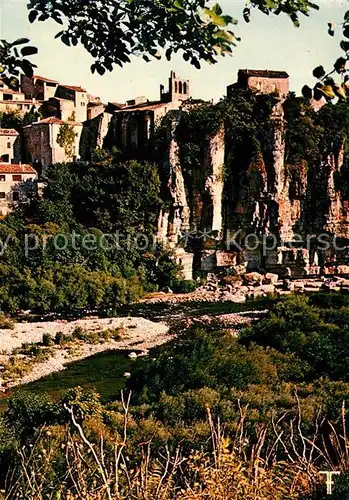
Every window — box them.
[179,81,183,94]
[12,175,22,182]
[183,82,187,94]
[7,142,11,149]
[12,191,20,201]
[0,193,6,199]
[3,94,13,101]
[0,155,9,163]
[0,176,5,182]
[175,81,178,93]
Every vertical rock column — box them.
[158,115,190,246]
[272,101,304,243]
[324,144,347,236]
[204,127,225,236]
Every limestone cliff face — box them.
[84,98,349,277]
[158,100,349,276]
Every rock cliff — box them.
[155,93,349,278]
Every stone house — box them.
[0,77,38,115]
[22,117,83,171]
[21,76,88,122]
[108,71,190,151]
[55,85,88,122]
[21,74,59,101]
[0,129,20,163]
[0,163,37,216]
[0,87,35,115]
[227,69,289,97]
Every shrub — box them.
[0,314,15,329]
[72,326,86,340]
[54,331,64,345]
[42,333,53,347]
[172,279,197,294]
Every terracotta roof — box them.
[115,101,165,112]
[0,100,34,104]
[35,117,82,126]
[0,164,37,174]
[0,128,18,136]
[239,69,289,79]
[61,85,86,92]
[0,89,24,95]
[34,75,59,84]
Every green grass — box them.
[0,350,146,412]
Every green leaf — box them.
[61,34,70,46]
[319,85,335,99]
[301,85,313,99]
[203,8,227,26]
[173,0,184,10]
[96,65,105,76]
[291,14,300,28]
[28,10,38,24]
[213,30,236,44]
[10,38,30,47]
[212,45,223,55]
[313,85,323,101]
[333,84,347,99]
[52,13,64,25]
[340,40,349,52]
[211,3,222,16]
[243,7,250,23]
[21,46,38,57]
[191,57,201,69]
[328,22,335,36]
[334,57,346,73]
[312,65,326,79]
[20,60,34,77]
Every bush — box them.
[42,333,53,347]
[54,331,64,345]
[5,392,58,438]
[171,279,197,294]
[72,326,86,340]
[0,314,15,329]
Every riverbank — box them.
[0,316,170,388]
[0,305,264,389]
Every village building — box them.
[227,69,289,97]
[0,163,37,216]
[22,117,83,171]
[0,129,20,164]
[0,77,38,115]
[107,71,190,151]
[21,74,59,101]
[0,87,35,115]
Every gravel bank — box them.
[0,317,170,388]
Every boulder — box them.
[337,265,349,276]
[263,273,279,285]
[259,284,275,294]
[242,272,263,287]
[294,282,305,293]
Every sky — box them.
[0,0,348,103]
